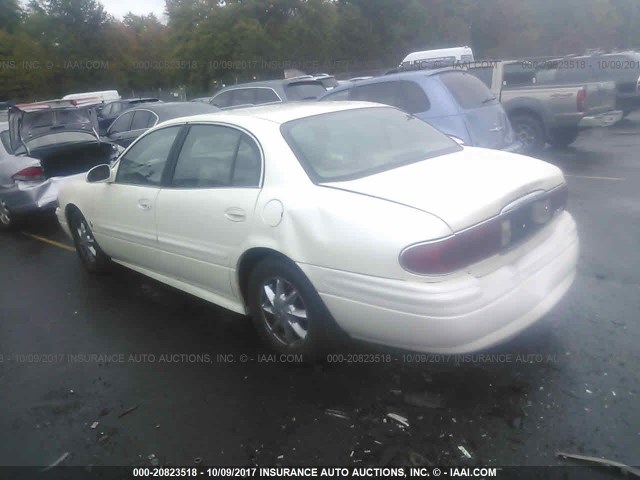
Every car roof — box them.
[122,102,219,119]
[321,67,457,95]
[214,77,324,93]
[161,101,386,126]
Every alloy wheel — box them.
[75,219,97,263]
[260,276,309,346]
[0,201,12,227]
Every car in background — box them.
[320,69,521,152]
[103,102,220,148]
[535,52,640,118]
[97,98,162,133]
[312,74,339,90]
[190,97,213,103]
[56,102,577,357]
[467,60,621,151]
[0,100,121,230]
[63,90,121,103]
[401,46,474,69]
[209,77,326,110]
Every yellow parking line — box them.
[564,174,624,181]
[21,232,75,252]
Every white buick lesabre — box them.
[56,102,579,357]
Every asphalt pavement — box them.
[1,115,639,471]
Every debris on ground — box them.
[90,422,99,429]
[148,454,159,466]
[325,409,350,420]
[409,451,431,466]
[118,404,139,418]
[97,435,109,443]
[194,457,202,464]
[41,452,70,472]
[99,408,111,417]
[387,413,410,428]
[404,392,444,409]
[458,446,472,459]
[557,452,640,477]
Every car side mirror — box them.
[449,135,466,146]
[87,164,113,183]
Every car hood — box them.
[9,105,100,153]
[322,147,565,232]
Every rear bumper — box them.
[299,211,578,354]
[579,110,623,128]
[1,181,58,215]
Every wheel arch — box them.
[236,247,294,306]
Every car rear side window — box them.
[254,88,280,105]
[231,88,255,106]
[109,112,134,134]
[115,126,181,186]
[350,81,429,114]
[439,72,497,109]
[171,125,261,188]
[285,81,327,100]
[131,110,155,130]
[211,91,234,108]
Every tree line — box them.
[1,0,639,102]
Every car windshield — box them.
[281,107,461,182]
[15,131,98,153]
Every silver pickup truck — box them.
[467,60,622,152]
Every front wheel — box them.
[247,257,338,359]
[69,210,111,273]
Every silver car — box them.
[0,100,122,230]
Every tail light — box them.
[577,88,587,112]
[12,166,44,182]
[400,184,568,275]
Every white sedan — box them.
[56,102,579,357]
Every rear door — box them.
[438,71,513,149]
[155,124,262,301]
[107,111,135,146]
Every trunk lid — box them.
[322,147,565,232]
[8,100,100,154]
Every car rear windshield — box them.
[439,72,497,109]
[285,81,327,100]
[281,107,461,182]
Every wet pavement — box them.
[1,115,639,470]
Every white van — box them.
[62,90,120,103]
[401,46,474,69]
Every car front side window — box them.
[115,126,182,186]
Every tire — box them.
[548,127,580,148]
[510,113,546,153]
[0,199,17,231]
[247,256,339,359]
[68,209,111,273]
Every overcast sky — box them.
[20,0,167,20]
[101,0,167,19]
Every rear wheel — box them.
[548,127,580,148]
[510,113,545,153]
[248,256,338,359]
[69,210,111,273]
[0,200,16,231]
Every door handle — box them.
[137,200,152,211]
[224,207,246,222]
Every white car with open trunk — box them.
[56,102,579,357]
